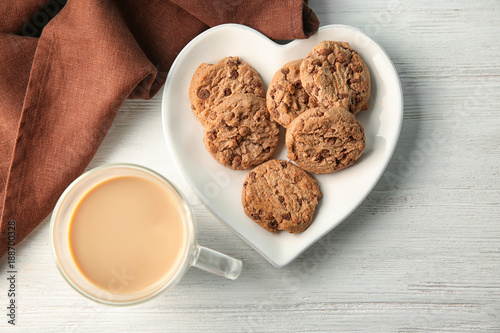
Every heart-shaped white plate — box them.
[162,24,403,267]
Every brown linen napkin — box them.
[0,0,319,256]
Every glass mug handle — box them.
[191,245,242,280]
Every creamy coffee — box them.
[68,175,186,294]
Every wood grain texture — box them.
[1,0,499,332]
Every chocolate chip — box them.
[224,112,234,121]
[280,161,287,168]
[249,172,256,179]
[278,195,285,203]
[197,89,209,100]
[282,212,291,220]
[243,181,248,188]
[281,68,290,75]
[224,88,232,96]
[263,147,271,153]
[312,59,322,66]
[230,70,239,80]
[268,220,278,230]
[319,48,331,56]
[293,80,302,89]
[251,213,261,220]
[252,79,262,88]
[191,104,196,110]
[207,130,217,140]
[227,59,236,67]
[238,126,250,136]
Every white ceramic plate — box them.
[162,24,403,267]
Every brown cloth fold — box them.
[0,0,319,256]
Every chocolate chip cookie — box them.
[286,107,366,174]
[203,94,280,170]
[300,41,371,115]
[189,56,265,126]
[242,159,322,233]
[266,59,318,128]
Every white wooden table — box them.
[1,1,499,331]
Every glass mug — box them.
[50,164,242,305]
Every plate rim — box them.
[161,23,404,267]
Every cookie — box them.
[203,94,280,170]
[242,159,322,233]
[300,41,371,115]
[189,56,265,126]
[266,59,318,128]
[286,107,365,174]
